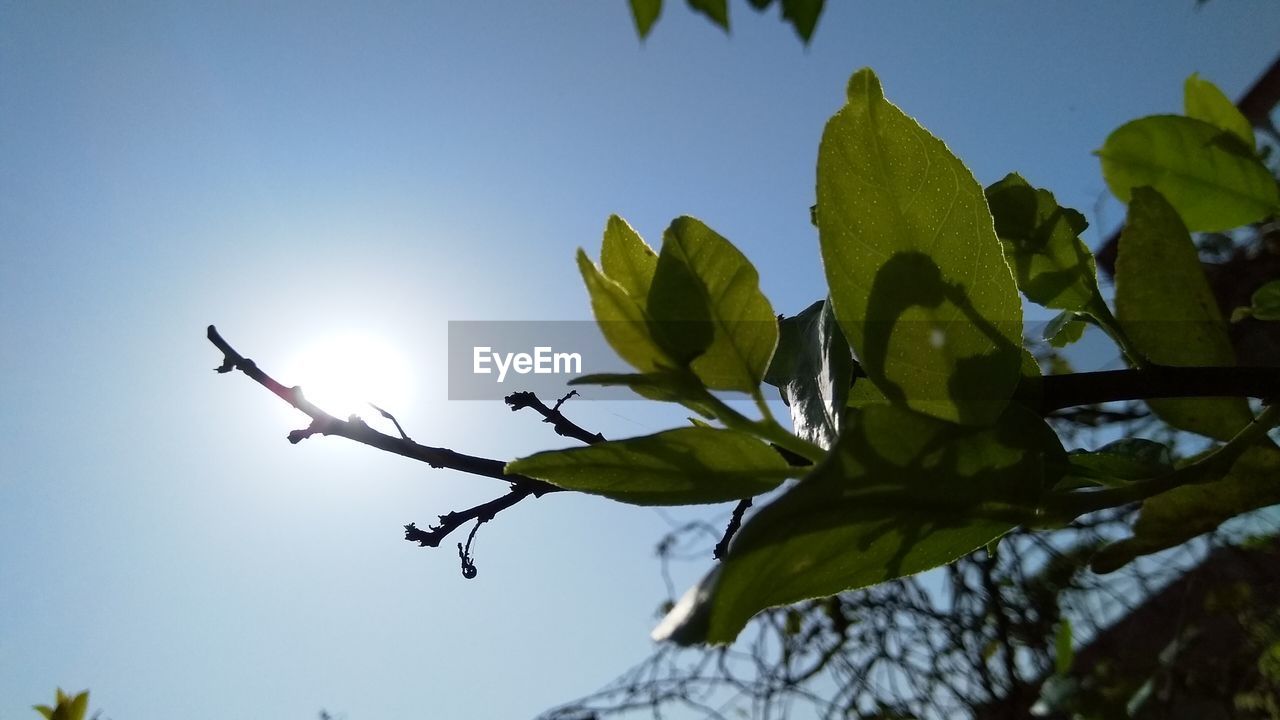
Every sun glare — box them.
[285,331,415,421]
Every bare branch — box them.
[403,484,537,549]
[713,498,753,561]
[207,325,562,552]
[506,390,606,445]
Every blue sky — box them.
[2,2,1278,718]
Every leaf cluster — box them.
[508,67,1280,645]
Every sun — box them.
[284,331,415,421]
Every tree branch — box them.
[207,325,555,489]
[713,498,753,561]
[403,484,536,549]
[506,390,606,445]
[1037,365,1280,415]
[207,325,563,557]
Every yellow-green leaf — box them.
[650,216,778,392]
[1114,187,1254,440]
[1184,73,1255,149]
[629,0,663,38]
[576,249,671,374]
[600,214,658,304]
[1098,115,1278,232]
[817,68,1022,425]
[686,0,728,29]
[985,173,1105,316]
[507,426,791,505]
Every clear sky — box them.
[2,2,1278,718]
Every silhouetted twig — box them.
[404,483,537,549]
[506,390,606,445]
[207,325,561,550]
[714,498,753,561]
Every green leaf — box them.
[847,375,889,409]
[629,0,663,38]
[570,370,717,418]
[33,707,54,720]
[985,173,1106,316]
[1055,619,1074,674]
[1098,115,1278,232]
[1115,187,1255,440]
[1044,311,1086,348]
[601,214,658,303]
[654,404,1062,644]
[1066,438,1173,486]
[1093,445,1280,572]
[817,68,1023,426]
[685,0,728,30]
[647,243,715,364]
[507,426,791,505]
[650,216,778,393]
[67,692,88,720]
[1234,280,1280,323]
[765,299,853,449]
[576,249,673,374]
[1184,73,1256,149]
[781,0,824,42]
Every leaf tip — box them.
[845,67,882,102]
[652,566,721,645]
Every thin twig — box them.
[207,325,560,549]
[714,498,754,561]
[506,390,606,445]
[368,401,412,441]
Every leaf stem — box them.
[1085,299,1147,368]
[702,392,827,465]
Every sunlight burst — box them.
[284,331,415,421]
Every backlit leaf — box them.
[68,692,88,720]
[601,214,658,303]
[1098,115,1278,231]
[1093,445,1280,573]
[1184,73,1255,149]
[817,68,1022,425]
[576,249,671,374]
[654,404,1062,644]
[507,426,791,505]
[1044,311,1086,348]
[629,0,663,39]
[570,370,717,418]
[1115,188,1255,440]
[647,243,715,364]
[650,216,778,392]
[686,0,728,29]
[781,0,824,42]
[985,173,1108,318]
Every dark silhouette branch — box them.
[207,325,564,558]
[506,390,606,445]
[714,498,753,561]
[1037,365,1280,414]
[403,484,538,548]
